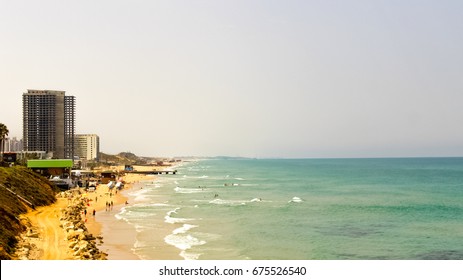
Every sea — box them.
[114,157,463,260]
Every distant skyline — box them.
[1,1,462,158]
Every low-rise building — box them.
[27,159,74,189]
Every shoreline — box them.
[15,164,182,260]
[95,174,183,260]
[93,199,140,260]
[85,172,143,260]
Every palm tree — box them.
[0,123,9,162]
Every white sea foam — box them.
[164,208,194,224]
[114,206,134,221]
[164,234,206,251]
[174,186,208,194]
[131,187,150,195]
[209,199,247,206]
[150,203,171,207]
[235,177,245,180]
[289,197,303,203]
[114,213,125,220]
[129,188,151,202]
[118,206,127,214]
[114,208,144,226]
[173,224,198,235]
[134,224,145,233]
[133,196,150,203]
[167,208,180,215]
[165,216,192,224]
[131,240,151,260]
[180,250,201,260]
[116,206,158,220]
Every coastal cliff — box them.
[0,166,58,259]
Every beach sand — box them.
[16,164,181,260]
[21,198,75,260]
[84,172,142,260]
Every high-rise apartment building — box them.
[2,137,23,152]
[23,89,75,159]
[75,134,100,160]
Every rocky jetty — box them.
[59,190,107,260]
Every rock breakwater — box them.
[60,191,107,260]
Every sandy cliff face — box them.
[0,166,58,260]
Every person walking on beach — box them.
[110,201,114,211]
[93,209,96,216]
[84,209,87,216]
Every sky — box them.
[1,0,462,158]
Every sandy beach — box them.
[16,164,180,260]
[84,170,145,260]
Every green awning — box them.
[27,159,73,168]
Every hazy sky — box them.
[1,0,462,158]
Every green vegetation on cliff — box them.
[0,166,59,259]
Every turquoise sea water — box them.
[116,158,463,260]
